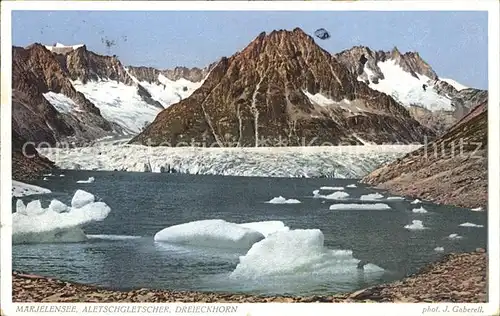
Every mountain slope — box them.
[131,28,434,147]
[361,99,488,209]
[335,46,486,134]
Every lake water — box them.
[12,170,488,296]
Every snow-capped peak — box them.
[440,78,469,91]
[44,43,84,52]
[359,59,458,112]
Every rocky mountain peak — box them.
[131,28,433,147]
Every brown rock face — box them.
[361,99,488,209]
[12,131,55,182]
[131,28,434,147]
[127,63,215,84]
[12,44,118,146]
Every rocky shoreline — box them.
[13,249,487,303]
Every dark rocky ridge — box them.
[127,63,216,84]
[131,28,434,147]
[12,131,55,182]
[335,45,487,134]
[361,99,488,209]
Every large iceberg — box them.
[154,219,265,249]
[12,180,51,197]
[238,221,290,238]
[230,229,384,279]
[12,190,111,244]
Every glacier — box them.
[39,143,420,178]
[12,190,111,244]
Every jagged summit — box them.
[131,28,433,147]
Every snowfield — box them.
[39,143,420,178]
[361,59,462,112]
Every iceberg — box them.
[360,193,384,201]
[238,221,290,237]
[154,219,265,250]
[266,196,301,204]
[386,196,405,200]
[329,203,391,210]
[230,229,384,279]
[12,190,111,244]
[320,186,344,191]
[412,207,428,214]
[77,176,95,184]
[404,220,426,230]
[448,233,463,240]
[434,247,444,252]
[470,207,484,212]
[459,222,484,228]
[346,184,357,188]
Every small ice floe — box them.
[360,193,384,201]
[313,190,350,200]
[448,233,463,240]
[470,207,484,212]
[459,222,484,228]
[412,207,428,214]
[434,247,444,252]
[266,196,301,204]
[43,173,53,177]
[59,174,65,177]
[404,220,426,230]
[346,184,357,188]
[387,196,405,200]
[77,176,95,184]
[320,186,344,191]
[329,203,391,211]
[43,177,48,181]
[410,199,422,204]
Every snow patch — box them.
[43,92,80,113]
[440,78,468,91]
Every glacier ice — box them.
[238,221,290,238]
[12,180,51,197]
[412,207,428,214]
[404,220,426,230]
[266,196,301,204]
[329,203,391,210]
[12,190,111,244]
[49,199,69,213]
[40,144,420,179]
[71,189,96,208]
[229,229,384,279]
[154,219,265,250]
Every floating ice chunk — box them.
[43,173,53,177]
[448,233,462,240]
[60,174,65,177]
[25,200,45,216]
[360,193,384,201]
[154,219,265,250]
[387,196,405,200]
[16,200,27,215]
[346,184,357,188]
[459,222,484,228]
[470,207,484,212]
[266,196,301,204]
[323,191,350,200]
[329,203,391,210]
[49,199,69,213]
[313,190,321,198]
[71,190,96,208]
[86,234,142,240]
[230,229,384,279]
[238,221,290,237]
[12,193,111,244]
[12,181,51,197]
[434,247,444,252]
[43,177,48,181]
[77,176,95,184]
[412,207,428,214]
[411,199,422,204]
[404,220,426,230]
[320,186,344,191]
